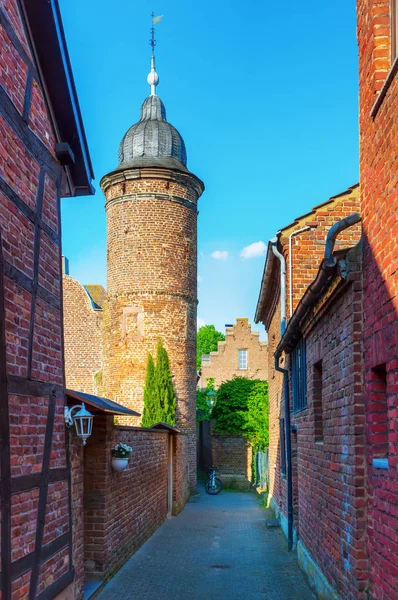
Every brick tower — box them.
[100,50,204,489]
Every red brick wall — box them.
[280,185,361,318]
[198,420,252,489]
[292,265,367,599]
[0,1,74,598]
[70,431,84,600]
[63,274,103,394]
[357,1,398,598]
[266,303,286,514]
[78,415,180,581]
[172,434,190,514]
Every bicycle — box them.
[205,467,223,495]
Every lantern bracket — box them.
[64,404,85,427]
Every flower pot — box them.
[112,458,128,472]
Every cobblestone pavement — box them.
[96,487,314,600]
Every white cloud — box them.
[197,317,206,329]
[197,275,203,282]
[240,241,266,259]
[211,250,228,261]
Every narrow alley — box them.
[96,489,314,600]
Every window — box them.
[291,337,307,412]
[313,361,323,443]
[280,418,286,476]
[238,349,248,370]
[392,0,398,61]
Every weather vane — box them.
[150,12,163,55]
[148,12,163,95]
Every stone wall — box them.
[357,1,398,598]
[200,318,268,389]
[63,272,103,394]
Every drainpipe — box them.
[275,354,294,551]
[289,227,311,318]
[271,236,286,335]
[271,234,293,550]
[324,213,361,259]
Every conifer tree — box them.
[141,353,159,427]
[155,339,176,426]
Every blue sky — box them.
[60,0,359,340]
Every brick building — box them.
[357,0,398,598]
[199,318,268,389]
[255,186,365,597]
[64,52,204,491]
[255,1,398,596]
[0,0,94,598]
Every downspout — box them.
[289,227,311,317]
[271,236,286,335]
[271,234,293,550]
[275,354,294,551]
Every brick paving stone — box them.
[96,487,314,600]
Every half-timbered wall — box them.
[0,1,74,598]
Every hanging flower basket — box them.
[111,442,132,472]
[112,457,128,471]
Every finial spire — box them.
[147,12,162,95]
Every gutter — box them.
[275,354,294,552]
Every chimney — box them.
[62,256,69,275]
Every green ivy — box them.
[212,377,268,451]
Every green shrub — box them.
[141,340,176,427]
[212,377,268,451]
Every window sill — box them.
[372,457,389,470]
[292,406,308,415]
[371,56,398,119]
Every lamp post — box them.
[206,388,217,414]
[64,403,94,445]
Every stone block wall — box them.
[200,318,268,388]
[357,1,398,598]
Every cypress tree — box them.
[155,339,176,426]
[141,353,159,427]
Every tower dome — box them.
[117,56,187,171]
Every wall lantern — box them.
[64,403,94,445]
[206,388,217,409]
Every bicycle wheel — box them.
[205,477,223,495]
